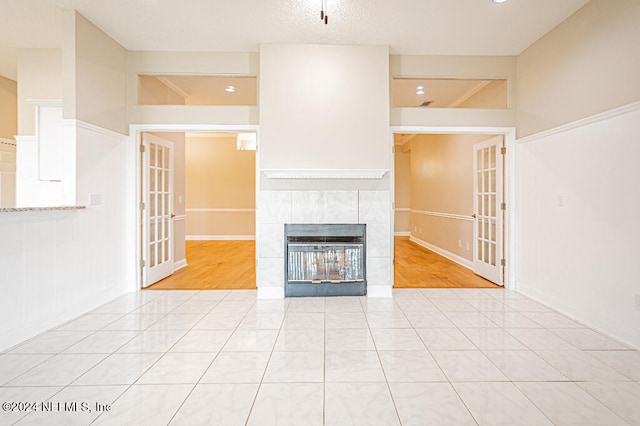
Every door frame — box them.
[389,125,517,290]
[130,124,260,291]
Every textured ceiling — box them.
[0,0,591,79]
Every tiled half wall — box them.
[257,191,393,299]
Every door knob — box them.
[171,213,176,219]
[472,214,477,218]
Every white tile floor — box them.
[1,288,639,425]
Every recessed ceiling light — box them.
[225,85,236,93]
[417,85,424,90]
[416,89,425,95]
[492,0,507,3]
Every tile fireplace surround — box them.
[257,191,392,299]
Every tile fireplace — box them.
[285,224,366,297]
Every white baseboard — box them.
[187,235,256,241]
[517,283,640,350]
[367,286,393,298]
[257,287,284,299]
[173,258,188,271]
[394,232,411,237]
[0,289,129,352]
[410,236,473,270]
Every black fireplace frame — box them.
[284,224,367,297]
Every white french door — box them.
[142,133,174,287]
[473,136,504,285]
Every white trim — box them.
[447,80,492,108]
[186,208,255,213]
[172,214,187,221]
[517,283,639,350]
[68,120,128,140]
[367,286,393,298]
[411,209,473,222]
[262,169,389,180]
[14,135,36,143]
[410,235,473,270]
[516,100,640,145]
[394,231,411,237]
[27,99,63,108]
[173,258,188,271]
[186,235,256,241]
[155,77,191,99]
[394,208,411,213]
[257,287,284,299]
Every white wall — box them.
[0,123,134,352]
[260,44,390,170]
[516,104,640,348]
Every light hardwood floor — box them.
[147,240,256,290]
[394,237,498,288]
[147,237,497,290]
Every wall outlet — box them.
[89,193,101,206]
[414,226,417,232]
[458,240,462,248]
[178,195,183,204]
[557,195,564,207]
[465,242,470,251]
[635,294,640,312]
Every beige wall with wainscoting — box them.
[516,0,640,137]
[185,135,255,238]
[67,12,128,135]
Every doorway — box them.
[132,125,259,291]
[391,127,515,289]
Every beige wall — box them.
[185,135,255,237]
[394,148,411,234]
[139,77,186,106]
[260,44,390,171]
[0,76,17,139]
[65,12,128,135]
[516,0,640,137]
[409,134,493,260]
[458,80,507,109]
[16,49,62,135]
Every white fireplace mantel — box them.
[262,169,389,180]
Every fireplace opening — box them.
[284,224,366,297]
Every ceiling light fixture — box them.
[225,85,236,93]
[416,86,425,95]
[492,0,508,3]
[320,0,328,24]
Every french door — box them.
[472,136,504,285]
[142,133,174,287]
